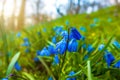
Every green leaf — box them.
[22,72,35,80]
[87,60,92,80]
[6,52,21,77]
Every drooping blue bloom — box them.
[21,37,30,47]
[93,18,99,23]
[23,37,29,42]
[40,47,51,56]
[16,32,21,37]
[36,50,41,56]
[53,26,63,35]
[52,36,56,44]
[53,55,59,64]
[68,39,78,52]
[83,55,89,60]
[55,38,67,54]
[98,44,105,51]
[43,28,47,32]
[113,40,120,48]
[21,41,30,47]
[33,57,39,62]
[82,44,86,49]
[90,23,96,28]
[71,27,82,40]
[87,45,94,53]
[69,31,74,40]
[65,20,69,25]
[48,45,56,54]
[61,30,68,40]
[25,48,30,53]
[2,78,8,80]
[66,71,76,80]
[114,60,120,68]
[14,62,21,71]
[48,77,53,80]
[104,51,115,67]
[37,32,40,35]
[80,26,86,32]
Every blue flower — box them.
[2,78,8,80]
[83,55,89,60]
[113,40,120,48]
[82,44,86,49]
[37,32,40,35]
[114,60,120,68]
[21,37,30,47]
[65,20,69,25]
[43,28,47,32]
[33,57,39,62]
[98,44,105,51]
[16,32,21,37]
[104,51,115,67]
[14,62,21,71]
[80,26,86,32]
[90,23,96,28]
[53,26,63,35]
[23,37,29,42]
[53,55,59,64]
[71,27,82,40]
[55,38,67,54]
[21,41,30,47]
[36,50,41,56]
[87,45,94,53]
[40,47,51,56]
[25,48,30,53]
[48,76,53,80]
[48,45,56,54]
[66,71,76,80]
[61,30,68,40]
[52,36,56,44]
[93,18,99,23]
[68,39,78,52]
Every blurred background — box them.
[0,0,119,31]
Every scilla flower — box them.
[71,27,82,40]
[48,45,56,54]
[48,76,53,80]
[53,55,59,64]
[14,62,21,71]
[98,44,105,51]
[16,32,21,37]
[66,71,76,80]
[55,38,67,54]
[68,39,78,52]
[2,78,8,80]
[33,57,39,62]
[114,60,120,68]
[52,36,56,44]
[80,26,86,32]
[40,47,51,56]
[87,45,94,53]
[113,40,120,48]
[61,30,68,40]
[104,51,115,67]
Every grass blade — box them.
[6,52,21,76]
